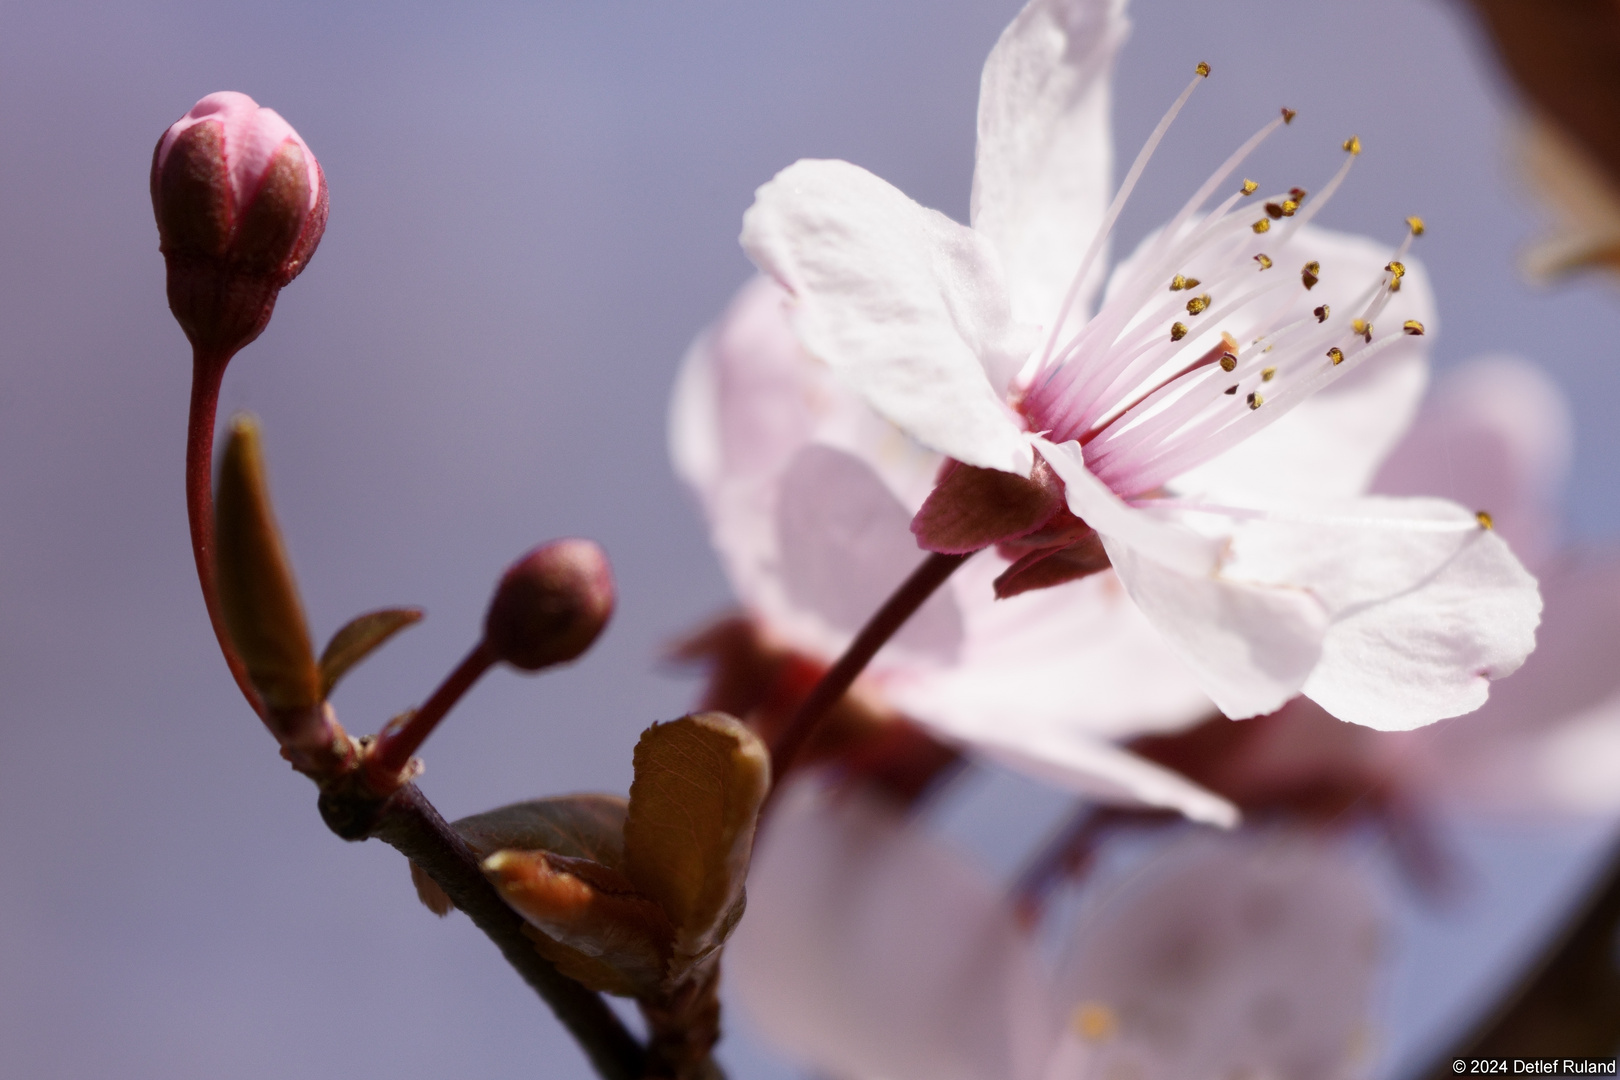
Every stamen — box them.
[1327,347,1345,365]
[1169,274,1201,291]
[1351,318,1372,342]
[1241,179,1259,196]
[1301,261,1320,290]
[1407,216,1426,236]
[1403,320,1425,335]
[1385,260,1406,292]
[1186,294,1211,316]
[1342,135,1362,155]
[1196,61,1211,77]
[1314,304,1330,322]
[1281,107,1297,124]
[1247,391,1264,409]
[1170,322,1188,341]
[1224,384,1238,394]
[1261,366,1276,381]
[1252,218,1271,233]
[1219,352,1237,372]
[1040,70,1210,365]
[1476,510,1494,529]
[1254,254,1273,269]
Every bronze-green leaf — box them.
[318,607,424,698]
[452,794,628,869]
[214,416,320,711]
[623,713,770,962]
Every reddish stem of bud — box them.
[769,551,970,781]
[368,641,497,781]
[185,348,263,718]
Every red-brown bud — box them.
[484,540,615,671]
[151,92,329,359]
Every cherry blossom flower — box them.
[728,780,1382,1080]
[737,0,1540,728]
[672,276,1235,824]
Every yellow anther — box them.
[1407,215,1426,236]
[1254,253,1273,269]
[1241,179,1259,196]
[1476,510,1494,530]
[1281,107,1297,124]
[1301,261,1320,290]
[1342,134,1362,155]
[1352,318,1372,342]
[1219,353,1237,372]
[1073,1002,1119,1043]
[1170,322,1188,342]
[1327,346,1345,365]
[1280,198,1300,216]
[1196,61,1211,77]
[1403,319,1425,335]
[1386,260,1406,279]
[1170,274,1189,291]
[1314,304,1330,323]
[1252,219,1272,234]
[1247,391,1264,410]
[1186,294,1211,316]
[1261,366,1277,382]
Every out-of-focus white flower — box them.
[735,0,1540,729]
[729,780,1382,1080]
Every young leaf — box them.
[214,416,320,711]
[484,850,674,997]
[410,794,630,916]
[623,713,771,962]
[318,607,424,698]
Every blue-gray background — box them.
[1,1,1615,1077]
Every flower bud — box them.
[484,540,615,671]
[151,92,329,358]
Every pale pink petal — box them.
[972,0,1127,326]
[1163,226,1437,501]
[741,158,1036,473]
[729,781,1058,1080]
[1052,831,1382,1080]
[1391,553,1620,813]
[1209,496,1542,729]
[1038,436,1221,574]
[905,558,1212,742]
[1373,356,1573,571]
[1102,537,1329,720]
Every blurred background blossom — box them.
[4,1,1620,1078]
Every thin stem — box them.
[770,552,969,778]
[186,349,262,717]
[1416,830,1620,1076]
[367,784,647,1080]
[370,641,497,778]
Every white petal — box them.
[729,781,1058,1080]
[1052,831,1382,1080]
[972,0,1128,326]
[1211,496,1543,729]
[1373,356,1573,571]
[1103,536,1329,720]
[896,558,1213,742]
[1391,553,1620,813]
[1037,435,1220,574]
[742,158,1036,473]
[1164,226,1437,501]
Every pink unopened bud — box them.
[151,92,329,358]
[484,540,615,671]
